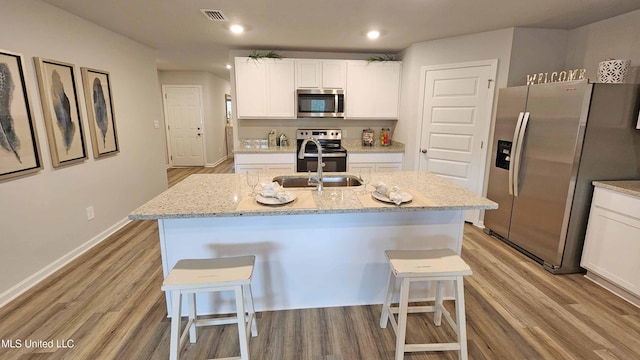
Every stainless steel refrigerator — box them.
[484,79,640,274]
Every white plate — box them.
[372,191,412,205]
[256,193,296,205]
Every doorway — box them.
[162,85,205,167]
[417,60,497,225]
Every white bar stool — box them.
[161,255,258,360]
[380,249,472,360]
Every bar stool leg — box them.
[245,284,258,337]
[235,285,249,360]
[455,276,468,360]
[380,271,395,328]
[187,293,197,343]
[434,280,444,326]
[395,278,411,360]
[169,291,182,360]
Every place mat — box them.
[357,188,434,208]
[235,190,316,212]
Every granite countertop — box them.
[129,171,497,220]
[593,180,640,198]
[342,139,405,153]
[233,139,296,154]
[233,139,405,154]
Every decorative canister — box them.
[279,133,288,147]
[268,129,277,147]
[362,128,374,146]
[380,128,391,146]
[597,59,631,83]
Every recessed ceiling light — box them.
[367,30,380,39]
[226,64,232,69]
[230,24,244,34]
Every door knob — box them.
[421,149,427,154]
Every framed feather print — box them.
[34,57,87,168]
[0,49,43,181]
[81,67,119,158]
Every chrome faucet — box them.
[298,137,323,192]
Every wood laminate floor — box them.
[0,164,639,359]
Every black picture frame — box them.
[34,57,87,168]
[0,49,43,181]
[81,67,119,158]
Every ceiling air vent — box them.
[200,9,228,22]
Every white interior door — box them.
[417,61,497,225]
[163,86,204,166]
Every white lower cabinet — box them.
[581,186,640,305]
[235,152,404,175]
[348,152,403,172]
[234,153,295,174]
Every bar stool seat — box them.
[380,248,472,360]
[161,255,258,360]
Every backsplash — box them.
[237,118,397,141]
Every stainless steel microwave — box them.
[297,89,344,118]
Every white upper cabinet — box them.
[267,60,296,117]
[235,57,267,117]
[295,60,321,88]
[234,57,295,119]
[295,60,346,89]
[234,57,401,119]
[345,61,401,119]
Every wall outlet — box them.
[153,120,160,129]
[86,206,95,221]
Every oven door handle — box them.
[300,153,347,158]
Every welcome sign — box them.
[526,68,586,85]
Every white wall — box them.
[395,28,514,170]
[0,0,167,302]
[158,71,231,166]
[566,9,640,83]
[508,28,570,86]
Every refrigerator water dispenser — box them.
[495,140,512,170]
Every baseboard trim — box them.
[584,271,640,308]
[205,157,226,168]
[0,217,131,308]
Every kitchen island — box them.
[130,171,497,315]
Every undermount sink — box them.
[273,175,363,188]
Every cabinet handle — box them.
[421,149,427,154]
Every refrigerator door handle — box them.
[513,111,531,197]
[509,112,526,195]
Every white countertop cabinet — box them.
[234,57,295,119]
[348,152,404,172]
[234,153,295,174]
[345,61,401,119]
[295,59,346,89]
[581,182,640,307]
[234,139,406,174]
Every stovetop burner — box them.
[296,129,346,154]
[296,129,347,172]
